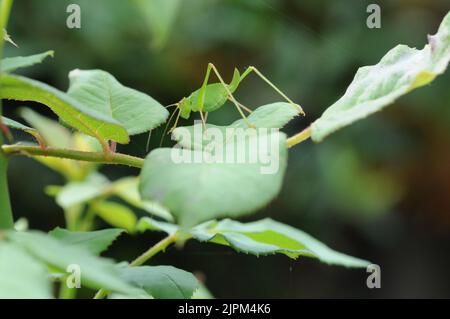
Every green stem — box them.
[58,282,77,300]
[0,154,13,229]
[130,234,177,267]
[1,144,144,168]
[286,126,311,148]
[93,234,177,299]
[0,0,14,230]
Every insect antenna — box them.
[145,130,152,153]
[159,105,180,147]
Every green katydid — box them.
[166,63,304,132]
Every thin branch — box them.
[286,126,312,148]
[1,144,144,168]
[93,234,178,299]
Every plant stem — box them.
[130,234,177,267]
[59,282,77,300]
[0,0,14,230]
[0,154,13,229]
[286,126,311,148]
[93,234,177,299]
[1,144,144,168]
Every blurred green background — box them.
[3,0,450,298]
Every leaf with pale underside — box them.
[140,131,288,226]
[1,51,54,73]
[172,102,299,150]
[312,11,450,142]
[232,102,300,128]
[67,69,169,136]
[0,243,53,299]
[137,217,370,268]
[0,74,129,144]
[119,266,199,299]
[49,228,124,255]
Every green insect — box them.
[166,63,304,132]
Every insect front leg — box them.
[206,63,254,128]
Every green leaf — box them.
[19,109,102,180]
[67,69,169,135]
[1,51,54,73]
[172,102,299,150]
[3,29,18,47]
[8,231,138,294]
[56,173,110,209]
[0,243,53,299]
[190,219,370,267]
[113,177,173,221]
[172,103,299,150]
[137,217,180,235]
[1,115,47,147]
[0,74,129,144]
[140,131,288,226]
[134,0,181,49]
[311,11,450,142]
[49,228,124,255]
[92,201,137,233]
[233,102,300,128]
[137,217,370,268]
[119,266,199,299]
[20,108,72,148]
[55,173,173,221]
[2,115,37,135]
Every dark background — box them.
[3,0,450,298]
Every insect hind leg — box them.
[241,66,305,115]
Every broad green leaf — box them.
[67,69,169,135]
[311,11,450,142]
[190,219,370,267]
[0,243,53,299]
[8,231,138,294]
[56,173,110,209]
[134,0,181,49]
[1,51,54,73]
[137,217,369,268]
[140,131,288,226]
[49,228,124,255]
[119,266,199,299]
[0,74,129,144]
[172,103,300,150]
[92,201,137,233]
